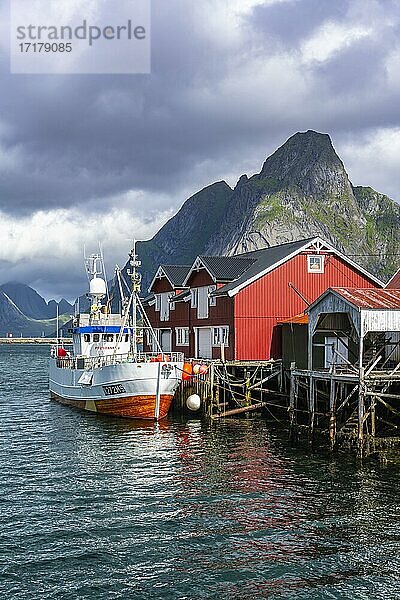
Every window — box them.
[103,334,114,342]
[169,293,175,311]
[308,255,324,273]
[160,292,170,322]
[176,327,189,346]
[84,334,91,342]
[209,285,217,307]
[197,287,209,319]
[155,294,161,311]
[212,326,229,347]
[93,334,100,342]
[146,330,153,346]
[191,288,198,308]
[125,334,129,342]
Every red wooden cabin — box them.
[143,237,382,361]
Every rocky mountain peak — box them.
[258,130,350,198]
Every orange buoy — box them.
[151,354,171,362]
[182,362,193,381]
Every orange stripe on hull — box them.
[50,392,174,420]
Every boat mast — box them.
[128,240,141,357]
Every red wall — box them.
[190,296,234,360]
[144,288,235,359]
[234,252,379,360]
[186,269,214,287]
[152,279,175,293]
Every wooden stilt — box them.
[329,376,336,449]
[309,375,315,444]
[289,363,296,441]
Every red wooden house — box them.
[143,237,382,361]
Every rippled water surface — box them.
[0,345,400,599]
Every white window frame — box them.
[212,326,229,347]
[208,285,217,307]
[169,292,175,311]
[176,327,189,346]
[191,288,198,309]
[197,286,209,319]
[308,254,324,273]
[160,292,171,322]
[155,294,161,311]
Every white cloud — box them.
[0,204,172,299]
[301,21,372,64]
[339,127,400,200]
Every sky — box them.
[0,0,400,301]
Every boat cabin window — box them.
[103,334,114,342]
[84,334,90,342]
[93,334,100,342]
[125,334,129,342]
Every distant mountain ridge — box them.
[129,130,399,291]
[0,283,72,337]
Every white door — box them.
[197,328,212,359]
[160,330,172,352]
[325,336,348,368]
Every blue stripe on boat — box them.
[72,326,132,334]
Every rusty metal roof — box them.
[279,313,309,324]
[332,287,400,309]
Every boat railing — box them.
[55,351,185,370]
[136,351,185,363]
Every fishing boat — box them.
[49,246,184,420]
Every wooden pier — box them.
[173,359,286,420]
[173,349,400,458]
[289,364,400,455]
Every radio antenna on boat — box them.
[127,239,142,356]
[98,243,111,320]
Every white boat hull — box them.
[49,358,183,420]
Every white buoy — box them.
[186,394,201,411]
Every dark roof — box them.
[213,238,316,296]
[199,256,256,282]
[162,265,191,287]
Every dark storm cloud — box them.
[0,0,399,219]
[249,0,350,49]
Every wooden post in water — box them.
[329,376,336,449]
[358,333,365,454]
[358,366,366,450]
[215,370,221,415]
[245,369,251,407]
[289,362,296,441]
[309,375,315,443]
[371,393,376,438]
[209,362,215,418]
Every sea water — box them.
[0,345,399,599]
